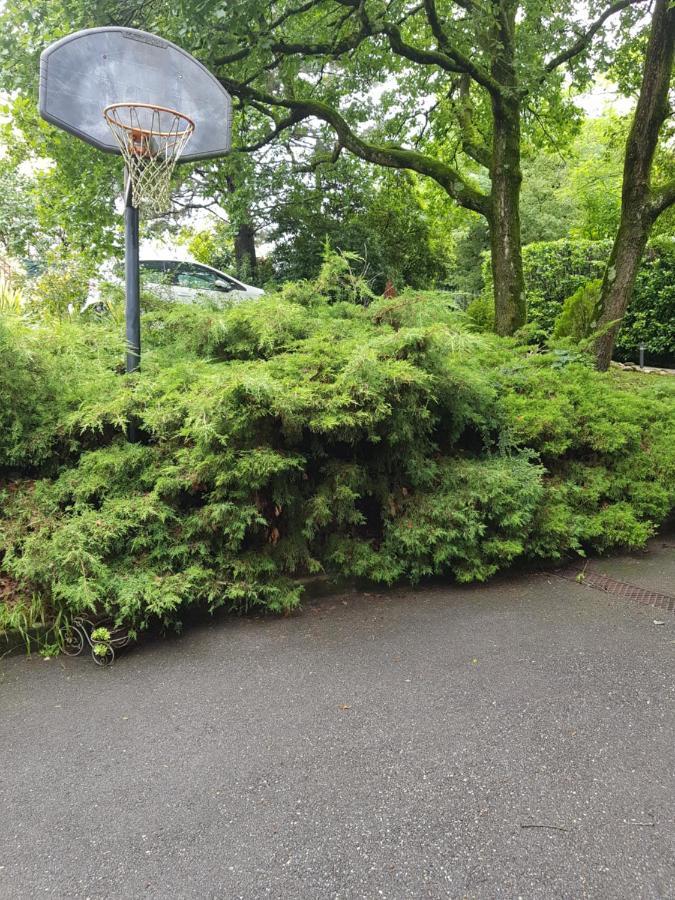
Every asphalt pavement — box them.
[1,539,674,899]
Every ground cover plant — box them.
[1,284,674,644]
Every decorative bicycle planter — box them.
[62,616,131,667]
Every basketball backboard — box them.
[39,27,232,162]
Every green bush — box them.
[619,236,675,366]
[0,313,127,469]
[466,294,496,332]
[26,256,94,318]
[481,238,675,365]
[1,284,673,641]
[553,279,603,343]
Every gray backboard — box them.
[39,27,232,162]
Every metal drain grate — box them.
[555,566,675,613]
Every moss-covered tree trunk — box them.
[594,0,675,371]
[488,2,525,336]
[490,95,525,335]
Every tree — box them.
[267,154,449,289]
[0,0,659,328]
[180,0,649,334]
[0,96,122,263]
[595,0,675,370]
[0,160,39,261]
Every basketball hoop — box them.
[41,26,232,408]
[104,102,195,214]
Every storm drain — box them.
[554,566,675,613]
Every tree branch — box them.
[382,23,465,74]
[456,74,491,167]
[545,0,649,72]
[218,77,491,216]
[237,109,307,153]
[649,180,675,220]
[214,0,500,96]
[422,0,501,95]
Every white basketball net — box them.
[104,103,194,215]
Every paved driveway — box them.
[1,544,674,899]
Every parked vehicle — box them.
[140,260,264,304]
[84,259,263,311]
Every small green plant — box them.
[0,278,24,314]
[0,586,68,655]
[465,294,495,332]
[315,241,376,305]
[91,626,111,642]
[553,279,603,342]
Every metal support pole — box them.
[124,172,141,373]
[639,343,645,370]
[124,171,140,442]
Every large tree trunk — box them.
[594,0,675,371]
[225,174,258,282]
[490,95,525,335]
[488,2,525,336]
[234,221,257,280]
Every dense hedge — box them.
[1,288,674,638]
[478,238,675,365]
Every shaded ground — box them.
[1,540,673,899]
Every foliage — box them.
[481,238,675,365]
[0,157,41,259]
[314,243,376,305]
[553,280,603,342]
[0,316,63,468]
[519,153,578,245]
[0,279,24,315]
[518,114,628,245]
[0,583,68,655]
[444,215,490,299]
[26,253,95,318]
[561,114,626,241]
[181,222,234,274]
[1,96,123,263]
[620,237,675,365]
[267,161,451,292]
[485,239,612,335]
[1,284,673,644]
[465,295,495,332]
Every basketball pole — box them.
[124,167,141,443]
